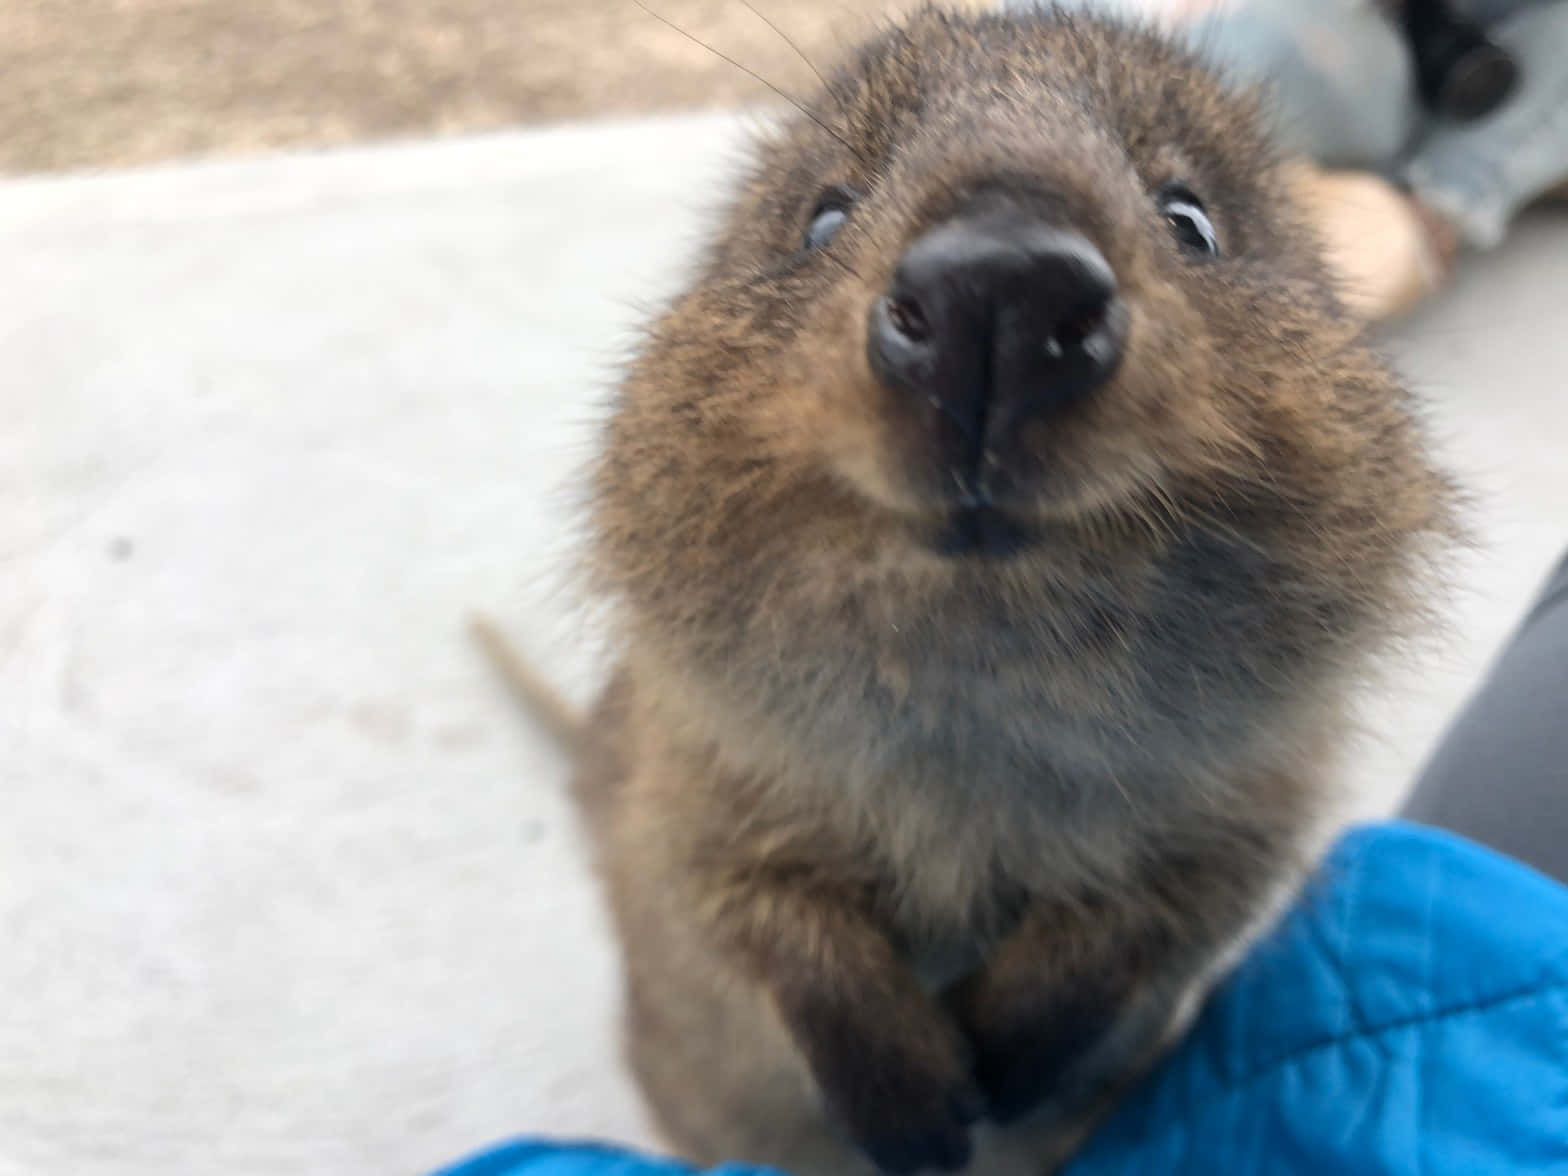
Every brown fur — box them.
[538,7,1456,1175]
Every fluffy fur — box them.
[560,7,1455,1175]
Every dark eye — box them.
[804,186,856,251]
[1158,184,1220,257]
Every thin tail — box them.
[469,613,588,759]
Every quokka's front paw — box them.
[802,1003,985,1174]
[949,970,1129,1125]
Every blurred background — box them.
[2,3,1564,1176]
[0,0,902,173]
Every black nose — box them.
[867,210,1126,482]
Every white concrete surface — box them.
[1,109,1564,1176]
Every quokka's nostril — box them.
[1051,297,1110,351]
[886,296,931,343]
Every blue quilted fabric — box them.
[1064,822,1568,1174]
[431,1143,768,1176]
[437,822,1568,1176]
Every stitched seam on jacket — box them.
[1219,974,1568,1093]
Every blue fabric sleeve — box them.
[431,1140,776,1176]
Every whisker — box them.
[627,0,862,159]
[733,0,833,95]
[819,244,864,281]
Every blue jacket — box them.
[438,823,1568,1176]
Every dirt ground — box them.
[0,0,917,175]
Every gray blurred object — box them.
[1404,0,1568,244]
[1405,549,1568,885]
[1011,0,1568,248]
[1402,0,1519,122]
[1185,0,1420,167]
